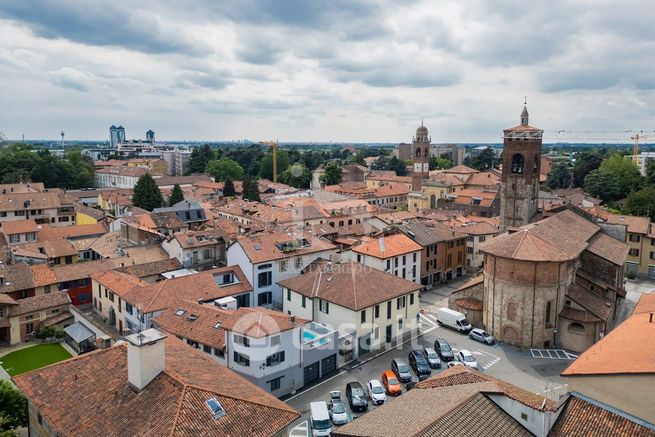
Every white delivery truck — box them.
[310,401,332,436]
[436,308,472,333]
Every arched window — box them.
[430,194,437,209]
[506,302,518,321]
[511,154,524,174]
[416,148,421,158]
[533,154,539,171]
[568,322,585,334]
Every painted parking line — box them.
[289,420,310,437]
[530,349,578,360]
[419,314,438,328]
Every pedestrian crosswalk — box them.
[419,312,438,328]
[530,349,578,360]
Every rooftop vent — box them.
[206,397,226,420]
[187,314,199,321]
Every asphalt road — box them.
[285,279,572,431]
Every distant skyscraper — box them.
[146,129,155,145]
[109,125,126,148]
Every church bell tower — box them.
[500,103,543,229]
[411,122,431,192]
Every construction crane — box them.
[258,140,279,183]
[631,133,655,164]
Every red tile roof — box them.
[279,261,421,311]
[606,214,651,235]
[13,336,299,437]
[235,231,336,264]
[562,293,655,377]
[8,291,71,316]
[1,219,39,235]
[352,233,422,258]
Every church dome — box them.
[416,124,428,135]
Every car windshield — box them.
[461,318,470,326]
[398,364,410,373]
[332,403,345,414]
[388,377,399,385]
[371,385,384,394]
[464,355,475,362]
[415,354,427,364]
[480,331,490,337]
[352,388,365,397]
[440,343,451,352]
[314,419,331,430]
[426,351,438,359]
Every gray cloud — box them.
[0,0,206,54]
[48,68,94,91]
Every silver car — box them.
[328,391,351,425]
[469,328,495,345]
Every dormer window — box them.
[511,154,524,174]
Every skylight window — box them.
[206,397,226,419]
[188,314,199,321]
[214,321,222,329]
[175,308,186,316]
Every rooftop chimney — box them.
[125,328,167,392]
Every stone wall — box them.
[448,277,484,328]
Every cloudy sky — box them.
[0,0,653,143]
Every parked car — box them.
[346,382,369,412]
[457,349,480,370]
[422,347,441,369]
[469,328,495,345]
[328,391,351,426]
[446,361,464,369]
[381,370,402,396]
[310,401,332,437]
[436,308,472,333]
[391,358,413,383]
[408,350,431,380]
[434,338,454,362]
[367,379,387,405]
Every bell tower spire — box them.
[520,97,529,126]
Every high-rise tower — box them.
[411,122,431,192]
[500,103,543,229]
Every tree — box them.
[430,155,453,170]
[242,176,260,201]
[598,154,643,197]
[584,169,621,203]
[320,161,342,185]
[132,173,163,211]
[205,158,244,182]
[464,147,499,171]
[646,159,655,184]
[387,156,407,176]
[624,187,655,221]
[0,380,27,433]
[547,161,571,189]
[349,152,366,166]
[169,183,184,206]
[259,150,290,181]
[186,144,214,175]
[223,177,236,197]
[280,163,311,188]
[573,149,604,187]
[370,156,388,170]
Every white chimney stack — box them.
[125,328,167,392]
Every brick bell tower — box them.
[411,121,431,192]
[500,103,543,229]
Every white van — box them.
[436,308,472,333]
[310,401,332,436]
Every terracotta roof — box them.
[454,275,484,292]
[454,297,483,311]
[1,219,39,235]
[352,233,422,258]
[0,183,45,193]
[0,262,36,294]
[90,270,149,298]
[567,284,614,321]
[120,245,170,265]
[115,258,183,278]
[373,210,420,224]
[633,292,655,314]
[367,171,412,183]
[481,210,600,262]
[0,191,69,212]
[585,232,630,266]
[550,393,655,436]
[445,165,478,174]
[42,310,74,327]
[124,266,252,314]
[334,366,554,437]
[155,174,213,187]
[8,291,71,316]
[13,336,299,437]
[560,305,601,323]
[446,188,498,207]
[235,231,336,264]
[415,365,558,411]
[0,294,18,305]
[374,182,410,197]
[606,214,651,235]
[279,261,421,311]
[562,293,655,376]
[398,222,445,246]
[17,238,79,259]
[31,259,119,287]
[154,301,308,349]
[465,171,500,188]
[456,220,501,236]
[37,222,107,241]
[171,229,226,249]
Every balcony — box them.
[302,322,335,349]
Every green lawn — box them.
[0,343,72,376]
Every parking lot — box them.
[285,281,573,431]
